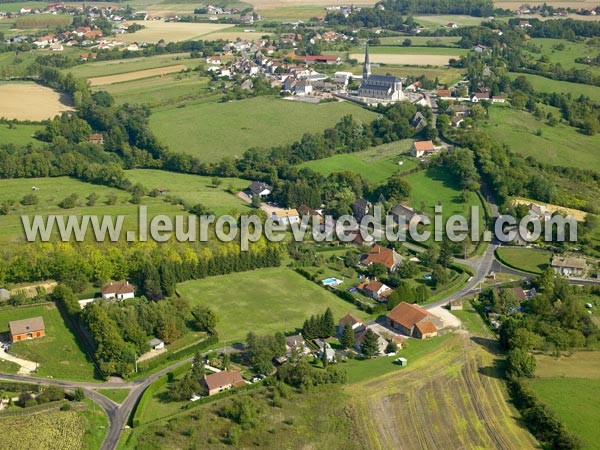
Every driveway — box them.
[0,349,37,374]
[427,305,462,328]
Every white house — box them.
[410,140,436,158]
[272,209,300,226]
[551,256,587,277]
[101,281,135,301]
[148,338,165,350]
[247,181,272,198]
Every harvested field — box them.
[248,0,377,7]
[88,64,187,86]
[121,21,231,43]
[0,82,74,120]
[348,334,538,450]
[350,53,456,66]
[201,30,268,41]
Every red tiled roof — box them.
[413,140,435,152]
[387,302,438,329]
[204,370,244,391]
[339,313,362,327]
[363,245,395,269]
[415,321,438,335]
[101,281,134,295]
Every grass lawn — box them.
[342,333,453,383]
[0,358,20,374]
[0,304,98,381]
[64,53,199,79]
[404,165,484,222]
[529,377,600,450]
[125,169,251,216]
[0,123,43,146]
[534,351,600,379]
[495,247,552,274]
[96,73,211,106]
[481,106,600,172]
[0,176,185,244]
[176,266,369,343]
[298,141,418,185]
[509,72,600,102]
[149,96,377,162]
[96,388,130,404]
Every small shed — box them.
[148,338,165,350]
[449,300,463,311]
[395,357,408,367]
[0,288,10,302]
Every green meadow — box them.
[509,73,600,102]
[367,45,468,56]
[481,106,600,172]
[96,74,211,106]
[526,37,600,77]
[0,123,43,146]
[125,169,251,216]
[0,304,97,380]
[404,165,483,220]
[0,176,184,244]
[150,96,377,162]
[529,377,600,450]
[176,266,369,343]
[298,141,418,185]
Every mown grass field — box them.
[64,53,199,79]
[0,176,184,244]
[529,377,600,450]
[509,72,600,102]
[534,351,600,379]
[125,169,251,216]
[0,123,43,146]
[96,73,211,106]
[481,106,600,171]
[298,141,418,185]
[372,66,464,85]
[150,97,377,162]
[176,266,369,343]
[0,304,97,381]
[404,165,484,221]
[495,247,552,274]
[349,333,538,450]
[526,37,600,76]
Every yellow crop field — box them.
[0,82,74,120]
[121,21,231,43]
[350,53,457,66]
[0,411,85,450]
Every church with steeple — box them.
[358,44,404,102]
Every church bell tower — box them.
[363,43,371,79]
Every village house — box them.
[362,245,403,271]
[387,302,443,339]
[202,370,246,396]
[447,104,470,117]
[88,133,104,145]
[528,202,552,221]
[551,256,587,277]
[272,209,300,226]
[473,44,489,53]
[101,281,135,301]
[471,92,490,103]
[410,140,436,158]
[390,203,422,228]
[9,317,45,342]
[451,116,464,127]
[285,334,310,355]
[246,181,272,198]
[354,326,388,355]
[352,198,372,221]
[337,313,364,336]
[492,95,506,104]
[410,111,428,130]
[358,280,393,301]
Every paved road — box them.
[0,345,240,450]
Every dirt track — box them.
[88,65,187,86]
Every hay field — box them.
[88,64,187,86]
[350,53,457,66]
[121,21,231,43]
[349,334,538,450]
[0,82,74,120]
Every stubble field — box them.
[0,82,74,120]
[88,64,188,86]
[121,21,232,43]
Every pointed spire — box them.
[363,42,371,79]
